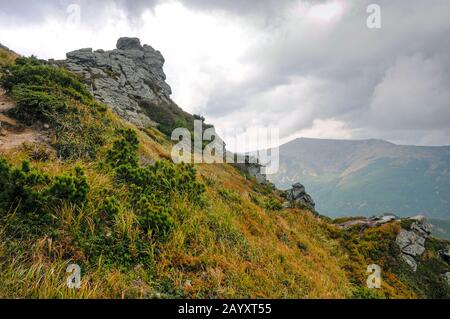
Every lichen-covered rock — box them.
[62,37,173,127]
[409,215,432,238]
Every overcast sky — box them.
[1,0,450,147]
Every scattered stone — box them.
[61,37,173,128]
[283,182,316,211]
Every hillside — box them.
[267,138,450,219]
[1,40,450,299]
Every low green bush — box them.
[106,129,205,239]
[0,157,90,237]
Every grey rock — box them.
[61,37,173,128]
[440,246,450,263]
[285,182,316,211]
[116,37,142,50]
[234,155,268,185]
[410,215,432,238]
[337,214,398,230]
[443,272,450,284]
[396,229,426,256]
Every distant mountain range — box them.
[267,138,450,219]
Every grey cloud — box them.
[1,0,450,146]
[199,0,450,145]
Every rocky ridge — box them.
[61,37,173,128]
[396,215,432,271]
[337,213,450,274]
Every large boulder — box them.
[62,37,173,127]
[410,215,432,238]
[443,272,450,284]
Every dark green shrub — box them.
[2,58,91,101]
[81,232,154,270]
[0,159,50,215]
[106,129,205,241]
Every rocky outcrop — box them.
[61,37,173,127]
[336,214,397,229]
[396,215,432,272]
[234,155,269,184]
[283,182,316,211]
[443,272,450,284]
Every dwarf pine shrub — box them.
[47,166,89,206]
[0,157,90,237]
[106,129,205,239]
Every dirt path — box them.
[0,89,48,151]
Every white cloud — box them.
[286,118,358,142]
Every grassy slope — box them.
[0,53,351,298]
[0,130,352,298]
[0,50,448,299]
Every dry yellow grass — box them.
[0,111,354,298]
